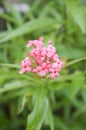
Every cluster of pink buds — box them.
[19,37,63,79]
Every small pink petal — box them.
[26,41,33,48]
[39,71,46,77]
[48,40,53,44]
[39,36,44,41]
[33,69,38,73]
[19,69,25,74]
[50,73,55,79]
[26,67,31,72]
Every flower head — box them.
[19,37,63,79]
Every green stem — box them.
[0,63,20,69]
[66,57,86,67]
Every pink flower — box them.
[50,72,59,79]
[39,71,46,77]
[39,36,44,41]
[48,40,53,44]
[19,37,63,79]
[19,57,31,74]
[19,69,25,74]
[32,69,38,73]
[26,67,31,72]
[26,40,33,48]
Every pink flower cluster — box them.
[19,37,63,79]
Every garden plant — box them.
[0,0,86,130]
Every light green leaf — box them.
[0,80,28,93]
[17,95,27,114]
[0,18,57,43]
[65,0,86,33]
[45,106,54,130]
[27,98,48,130]
[66,73,85,99]
[71,7,86,33]
[69,80,83,99]
[0,13,17,25]
[26,88,48,130]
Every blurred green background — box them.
[0,0,86,130]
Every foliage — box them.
[0,0,86,130]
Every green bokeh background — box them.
[0,0,86,130]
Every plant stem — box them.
[66,57,86,67]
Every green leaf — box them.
[27,98,48,130]
[54,116,68,130]
[4,2,24,25]
[26,88,48,130]
[0,80,28,93]
[45,106,54,130]
[57,44,86,59]
[65,0,86,33]
[69,79,84,99]
[0,18,57,43]
[0,13,18,25]
[17,95,27,114]
[65,72,85,99]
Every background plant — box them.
[0,0,86,130]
